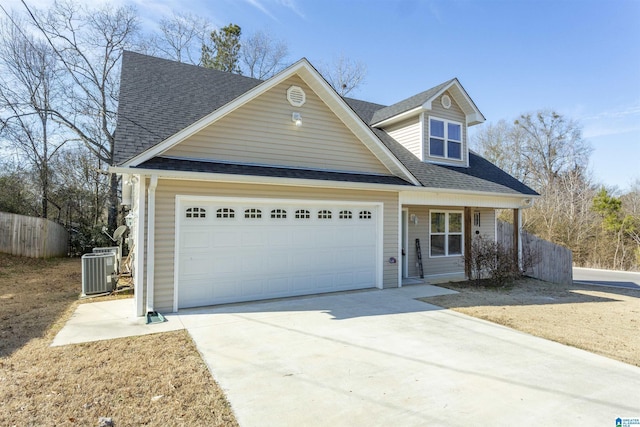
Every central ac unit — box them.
[82,252,116,295]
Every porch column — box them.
[464,207,472,278]
[513,208,522,269]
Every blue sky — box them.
[9,0,640,191]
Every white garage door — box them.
[176,197,381,309]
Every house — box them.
[111,51,538,317]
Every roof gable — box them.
[115,52,419,185]
[370,78,485,127]
[163,74,392,175]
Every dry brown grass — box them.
[0,253,238,426]
[421,278,640,367]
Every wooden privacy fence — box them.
[497,220,573,285]
[0,212,68,258]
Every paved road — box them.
[573,267,640,290]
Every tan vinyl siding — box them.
[405,205,465,278]
[385,116,422,160]
[164,75,390,175]
[424,90,468,167]
[149,179,399,312]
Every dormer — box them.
[370,79,485,167]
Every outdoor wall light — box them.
[125,212,136,227]
[292,112,302,127]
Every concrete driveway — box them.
[179,285,640,427]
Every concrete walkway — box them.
[53,286,640,426]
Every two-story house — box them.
[111,52,537,316]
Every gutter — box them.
[109,165,539,201]
[146,175,158,316]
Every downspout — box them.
[146,175,158,315]
[134,175,146,317]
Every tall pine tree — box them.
[201,23,242,73]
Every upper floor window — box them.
[429,118,462,160]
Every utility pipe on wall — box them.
[146,175,158,315]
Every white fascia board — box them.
[124,59,316,168]
[111,165,414,192]
[400,189,538,209]
[370,107,423,128]
[422,79,486,125]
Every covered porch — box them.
[399,190,532,286]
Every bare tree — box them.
[318,54,367,96]
[147,11,210,65]
[21,0,140,231]
[241,30,289,79]
[0,16,66,218]
[514,110,591,191]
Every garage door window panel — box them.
[186,207,206,218]
[216,208,235,218]
[244,208,262,219]
[318,210,332,219]
[271,209,287,219]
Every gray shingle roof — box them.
[114,51,262,164]
[115,51,537,196]
[137,157,413,186]
[369,79,456,125]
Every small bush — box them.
[466,236,520,287]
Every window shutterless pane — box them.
[430,138,444,156]
[448,235,462,255]
[449,213,462,232]
[431,212,445,233]
[431,235,445,256]
[430,119,444,138]
[448,141,461,159]
[448,123,461,141]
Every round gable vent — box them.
[287,85,306,107]
[441,94,451,109]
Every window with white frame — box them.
[429,117,462,160]
[430,210,463,257]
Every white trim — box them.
[122,59,420,186]
[172,196,181,313]
[402,208,409,281]
[173,195,384,311]
[400,190,538,209]
[111,165,412,192]
[134,175,146,317]
[370,106,424,128]
[111,165,539,204]
[371,79,486,128]
[419,112,425,161]
[146,175,158,314]
[428,209,464,258]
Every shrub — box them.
[466,235,521,287]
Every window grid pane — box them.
[447,141,462,159]
[430,138,444,157]
[448,123,461,141]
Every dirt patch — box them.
[0,253,238,426]
[421,278,640,367]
